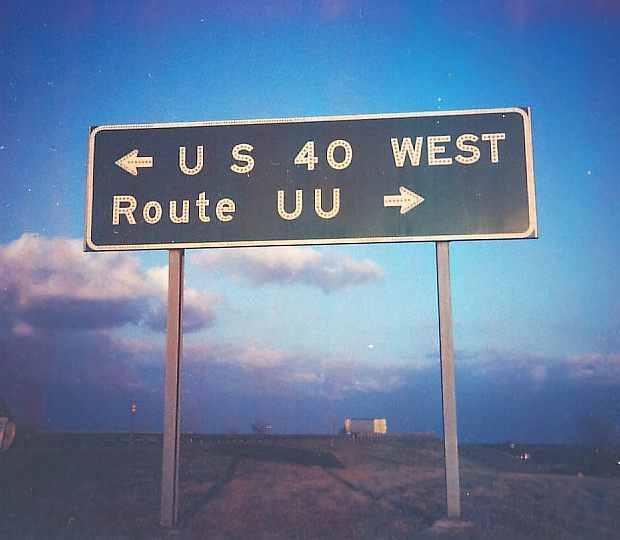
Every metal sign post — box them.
[160,249,185,528]
[435,241,461,518]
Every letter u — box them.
[179,145,204,175]
[277,189,303,220]
[314,188,340,219]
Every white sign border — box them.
[85,107,537,251]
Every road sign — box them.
[85,108,536,251]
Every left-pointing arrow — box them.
[115,149,154,176]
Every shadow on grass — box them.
[181,457,240,526]
[207,442,345,469]
[321,467,438,528]
[181,444,344,525]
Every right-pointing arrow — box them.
[383,186,425,214]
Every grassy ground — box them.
[1,433,618,539]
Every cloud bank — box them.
[1,235,618,442]
[0,234,215,335]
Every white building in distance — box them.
[344,418,388,435]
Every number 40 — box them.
[294,139,353,171]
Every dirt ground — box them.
[1,433,618,539]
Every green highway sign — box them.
[85,108,536,251]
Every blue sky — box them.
[0,1,618,442]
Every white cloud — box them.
[529,364,548,382]
[192,246,385,292]
[185,343,294,370]
[568,353,620,385]
[183,339,410,398]
[231,346,292,368]
[453,348,620,387]
[1,234,150,303]
[456,349,552,380]
[109,335,164,365]
[0,234,215,333]
[11,321,35,337]
[351,373,407,393]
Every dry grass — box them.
[1,434,618,539]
